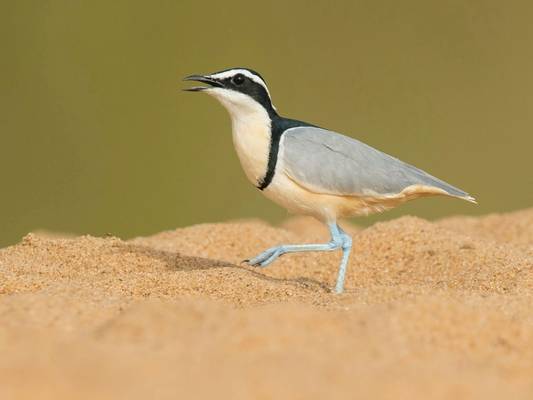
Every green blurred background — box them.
[1,1,532,247]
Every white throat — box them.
[207,88,272,185]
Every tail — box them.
[450,193,478,204]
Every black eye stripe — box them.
[217,72,275,116]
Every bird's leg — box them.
[334,225,352,294]
[246,222,353,293]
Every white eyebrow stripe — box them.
[208,69,273,101]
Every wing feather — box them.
[280,127,474,201]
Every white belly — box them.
[263,170,401,222]
[262,171,339,221]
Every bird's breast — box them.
[231,116,271,186]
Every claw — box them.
[245,246,283,268]
[242,258,265,268]
[247,259,268,268]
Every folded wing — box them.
[280,126,475,202]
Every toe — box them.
[245,259,260,267]
[258,250,283,267]
[245,248,279,268]
[244,244,290,268]
[245,255,268,267]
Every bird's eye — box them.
[233,74,245,85]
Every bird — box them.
[183,67,476,294]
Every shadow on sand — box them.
[120,243,331,293]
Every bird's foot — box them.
[244,246,285,268]
[241,223,353,294]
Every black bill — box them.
[182,74,223,91]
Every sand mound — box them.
[438,208,533,254]
[1,209,532,399]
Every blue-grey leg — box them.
[334,226,352,294]
[245,222,353,293]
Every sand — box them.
[1,209,532,399]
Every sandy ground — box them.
[1,208,532,399]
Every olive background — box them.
[1,1,532,247]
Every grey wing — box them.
[281,126,474,200]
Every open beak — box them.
[182,74,223,92]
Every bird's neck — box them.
[229,108,273,186]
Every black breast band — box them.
[257,116,316,191]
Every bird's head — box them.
[183,68,277,118]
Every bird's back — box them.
[280,126,475,202]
